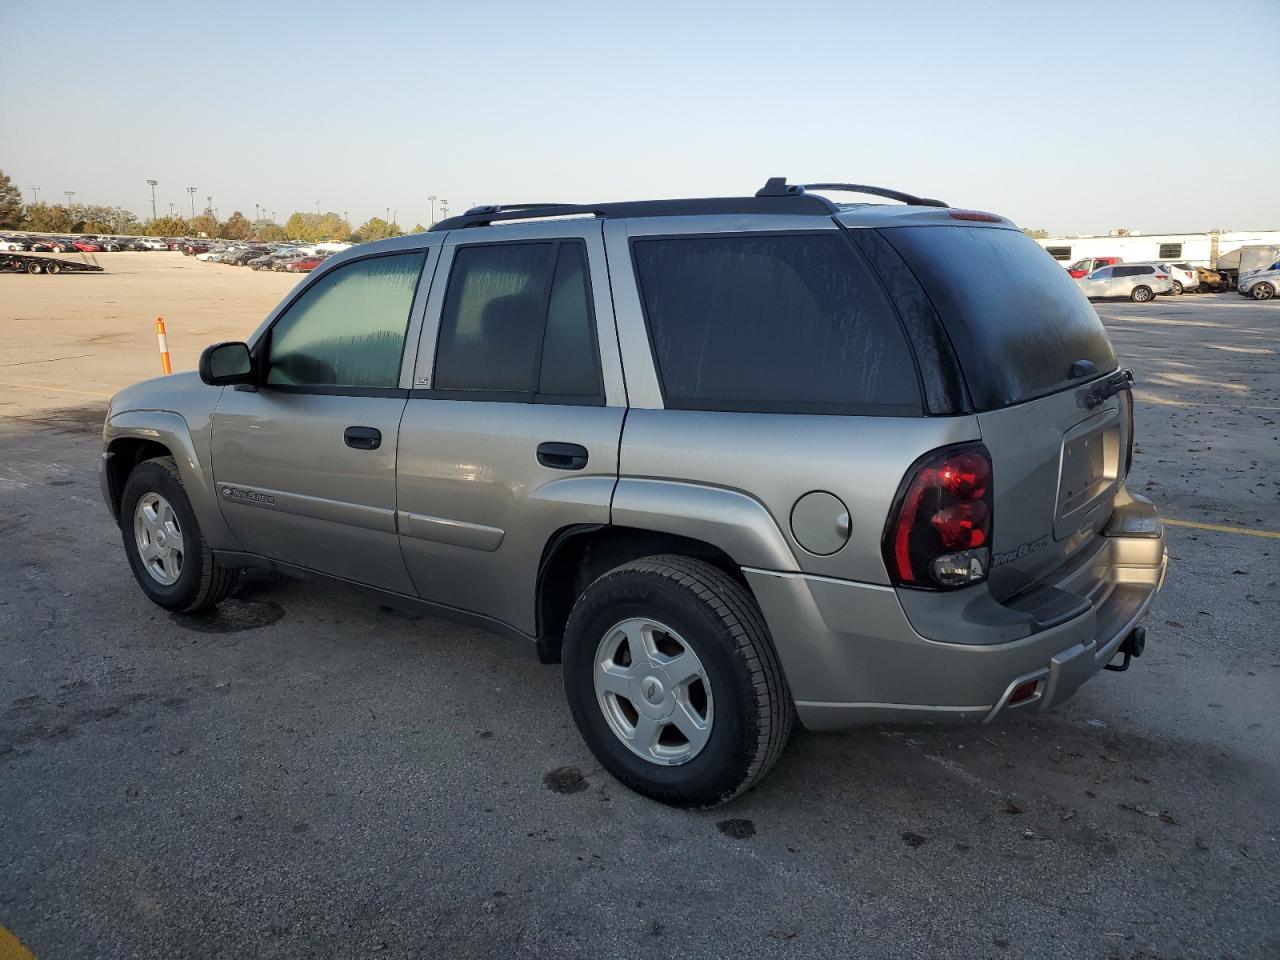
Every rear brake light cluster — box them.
[1155,273,1169,280]
[882,443,994,589]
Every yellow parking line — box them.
[0,924,36,960]
[1165,518,1280,539]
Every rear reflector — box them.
[1009,680,1040,705]
[948,209,1004,222]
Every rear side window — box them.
[881,226,1117,410]
[631,233,921,416]
[432,241,602,402]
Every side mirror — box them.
[199,341,255,386]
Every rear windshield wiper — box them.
[1084,368,1134,409]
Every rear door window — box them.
[880,226,1117,410]
[631,233,921,415]
[432,241,603,403]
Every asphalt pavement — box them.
[1,293,1277,959]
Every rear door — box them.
[395,219,625,635]
[878,224,1129,598]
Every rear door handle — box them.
[344,426,382,450]
[536,442,588,470]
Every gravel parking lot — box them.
[2,256,1277,959]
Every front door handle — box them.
[537,441,588,470]
[344,426,382,450]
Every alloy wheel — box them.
[593,618,714,766]
[133,492,185,585]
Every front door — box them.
[211,249,432,594]
[1080,266,1113,298]
[395,220,626,635]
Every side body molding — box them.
[610,478,799,572]
[103,408,240,551]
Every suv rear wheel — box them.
[562,556,793,807]
[1251,282,1274,301]
[1130,285,1154,302]
[120,456,239,612]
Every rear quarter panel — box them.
[617,409,979,583]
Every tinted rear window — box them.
[880,226,1117,410]
[631,233,922,416]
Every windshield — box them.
[878,226,1118,410]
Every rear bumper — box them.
[746,505,1167,731]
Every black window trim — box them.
[252,248,430,397]
[628,228,929,417]
[419,237,606,407]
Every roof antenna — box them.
[755,177,805,198]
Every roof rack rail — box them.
[756,177,948,208]
[430,184,840,231]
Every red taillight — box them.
[1155,273,1168,280]
[883,443,994,589]
[948,209,1003,222]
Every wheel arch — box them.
[103,410,239,550]
[104,436,173,518]
[535,524,756,664]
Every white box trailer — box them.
[1213,244,1280,279]
[1037,230,1280,271]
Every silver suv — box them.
[100,179,1168,806]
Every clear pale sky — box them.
[4,0,1278,236]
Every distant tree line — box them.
[0,168,428,243]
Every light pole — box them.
[28,185,40,204]
[254,203,260,222]
[439,200,449,221]
[315,200,320,215]
[206,195,212,215]
[168,201,175,218]
[146,180,158,220]
[187,186,198,218]
[428,195,437,224]
[64,191,76,215]
[385,206,390,225]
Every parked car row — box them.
[1073,260,1207,302]
[185,240,333,273]
[1065,252,1280,303]
[0,234,177,253]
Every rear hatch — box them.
[874,223,1128,599]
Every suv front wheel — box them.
[562,556,793,807]
[119,456,239,612]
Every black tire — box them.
[119,456,238,612]
[1252,282,1274,301]
[562,555,793,807]
[45,262,60,275]
[25,260,42,274]
[1171,280,1183,295]
[1130,285,1153,302]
